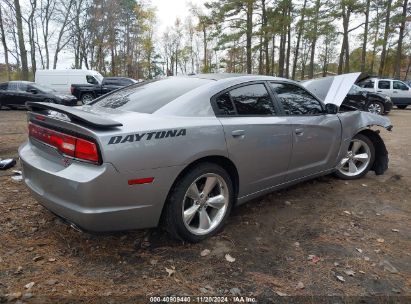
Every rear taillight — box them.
[28,122,100,164]
[70,86,74,94]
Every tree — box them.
[0,4,10,80]
[378,0,392,76]
[394,0,408,78]
[14,0,29,80]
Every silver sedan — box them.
[19,73,392,242]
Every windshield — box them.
[32,83,56,93]
[91,77,212,113]
[349,84,363,95]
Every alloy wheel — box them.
[367,102,383,115]
[337,139,371,177]
[182,173,229,236]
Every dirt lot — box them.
[1,109,410,303]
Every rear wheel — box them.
[164,163,234,243]
[367,101,384,115]
[81,93,94,104]
[397,105,407,109]
[335,134,375,180]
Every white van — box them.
[35,69,104,94]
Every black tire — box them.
[367,101,384,115]
[335,134,375,180]
[0,101,2,110]
[81,93,94,104]
[397,105,407,109]
[163,162,234,243]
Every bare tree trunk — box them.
[378,0,392,77]
[394,0,408,78]
[308,0,320,79]
[292,0,307,80]
[285,4,291,79]
[0,4,10,80]
[14,0,29,80]
[28,0,37,78]
[360,0,370,73]
[53,0,74,69]
[245,0,253,74]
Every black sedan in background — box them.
[0,81,77,109]
[341,84,393,115]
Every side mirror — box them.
[29,89,38,94]
[325,103,339,114]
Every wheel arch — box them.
[356,129,388,175]
[160,155,240,223]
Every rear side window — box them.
[270,82,323,115]
[0,83,7,90]
[91,77,212,113]
[229,84,276,115]
[7,82,18,91]
[378,81,391,90]
[215,92,236,115]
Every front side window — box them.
[86,75,98,85]
[358,80,375,89]
[378,80,391,90]
[270,82,323,115]
[17,82,28,92]
[229,84,276,115]
[393,81,408,90]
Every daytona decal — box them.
[108,129,186,145]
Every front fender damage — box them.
[338,111,392,175]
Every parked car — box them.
[71,77,137,104]
[357,78,411,109]
[0,81,77,109]
[340,84,393,115]
[19,73,392,242]
[35,69,104,94]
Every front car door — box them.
[213,82,293,198]
[269,82,342,182]
[392,80,411,105]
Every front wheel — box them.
[335,134,375,180]
[367,101,384,115]
[163,163,234,243]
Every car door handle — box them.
[231,130,245,137]
[393,91,398,93]
[294,128,304,136]
[377,90,383,93]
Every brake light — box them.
[28,122,100,164]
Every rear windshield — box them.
[91,77,212,113]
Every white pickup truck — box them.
[358,78,411,109]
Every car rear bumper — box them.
[19,141,179,232]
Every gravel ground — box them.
[0,108,410,303]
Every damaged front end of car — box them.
[302,72,393,176]
[338,111,392,175]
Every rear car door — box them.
[214,82,293,197]
[269,82,341,182]
[392,80,411,105]
[376,80,392,97]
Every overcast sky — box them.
[56,0,207,69]
[152,0,207,32]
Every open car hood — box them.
[301,72,361,107]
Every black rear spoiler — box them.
[26,102,123,129]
